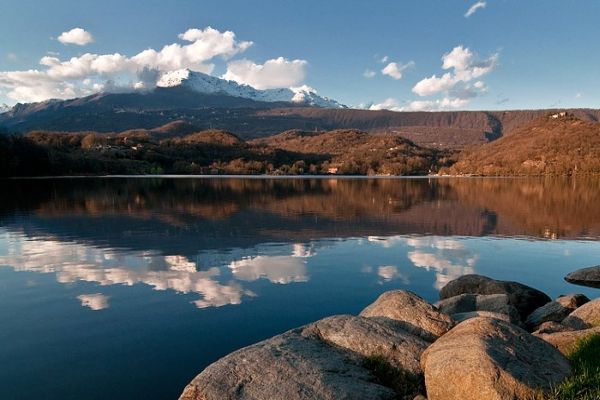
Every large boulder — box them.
[179,328,396,400]
[565,265,600,288]
[420,317,571,400]
[436,293,521,324]
[525,294,590,330]
[533,321,574,335]
[439,274,551,320]
[561,298,600,329]
[307,315,429,375]
[360,290,455,342]
[535,326,600,355]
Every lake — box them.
[1,176,600,400]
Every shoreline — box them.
[179,272,600,400]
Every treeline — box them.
[0,129,450,177]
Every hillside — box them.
[443,113,600,175]
[0,125,449,177]
[253,129,452,175]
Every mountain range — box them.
[2,70,600,152]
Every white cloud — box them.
[58,28,94,46]
[0,26,257,103]
[381,61,414,80]
[380,55,389,63]
[412,46,498,97]
[465,1,486,18]
[221,57,308,89]
[7,53,17,61]
[368,96,469,112]
[363,69,376,79]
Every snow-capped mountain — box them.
[156,69,345,108]
[0,103,11,114]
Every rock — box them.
[561,298,600,329]
[436,294,521,324]
[525,294,590,330]
[535,326,600,355]
[359,290,455,342]
[565,265,600,288]
[451,311,512,323]
[439,274,551,320]
[420,317,571,400]
[179,328,396,400]
[533,321,574,335]
[307,315,429,375]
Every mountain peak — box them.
[156,68,345,108]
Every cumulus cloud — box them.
[412,46,498,97]
[221,57,308,90]
[58,28,94,46]
[465,1,486,18]
[381,61,414,80]
[0,26,256,103]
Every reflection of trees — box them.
[2,177,600,243]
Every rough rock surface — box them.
[439,274,551,320]
[179,328,396,400]
[360,290,455,341]
[535,326,600,355]
[561,298,600,329]
[436,293,521,324]
[420,317,571,400]
[307,315,429,375]
[451,311,511,323]
[525,294,590,330]
[565,265,600,288]
[533,321,574,335]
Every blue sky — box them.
[1,0,599,110]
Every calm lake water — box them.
[1,176,600,399]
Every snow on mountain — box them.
[0,103,12,114]
[156,69,345,108]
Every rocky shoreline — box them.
[179,269,600,400]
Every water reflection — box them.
[0,231,315,309]
[78,293,110,310]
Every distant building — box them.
[327,167,339,174]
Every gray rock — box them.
[179,328,396,400]
[533,321,574,335]
[307,315,429,375]
[525,294,590,330]
[565,265,600,288]
[562,298,600,330]
[436,293,521,324]
[420,317,571,400]
[439,274,551,320]
[360,290,455,342]
[535,326,600,355]
[451,311,512,323]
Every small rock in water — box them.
[360,290,455,342]
[439,274,551,320]
[564,265,600,288]
[421,317,571,400]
